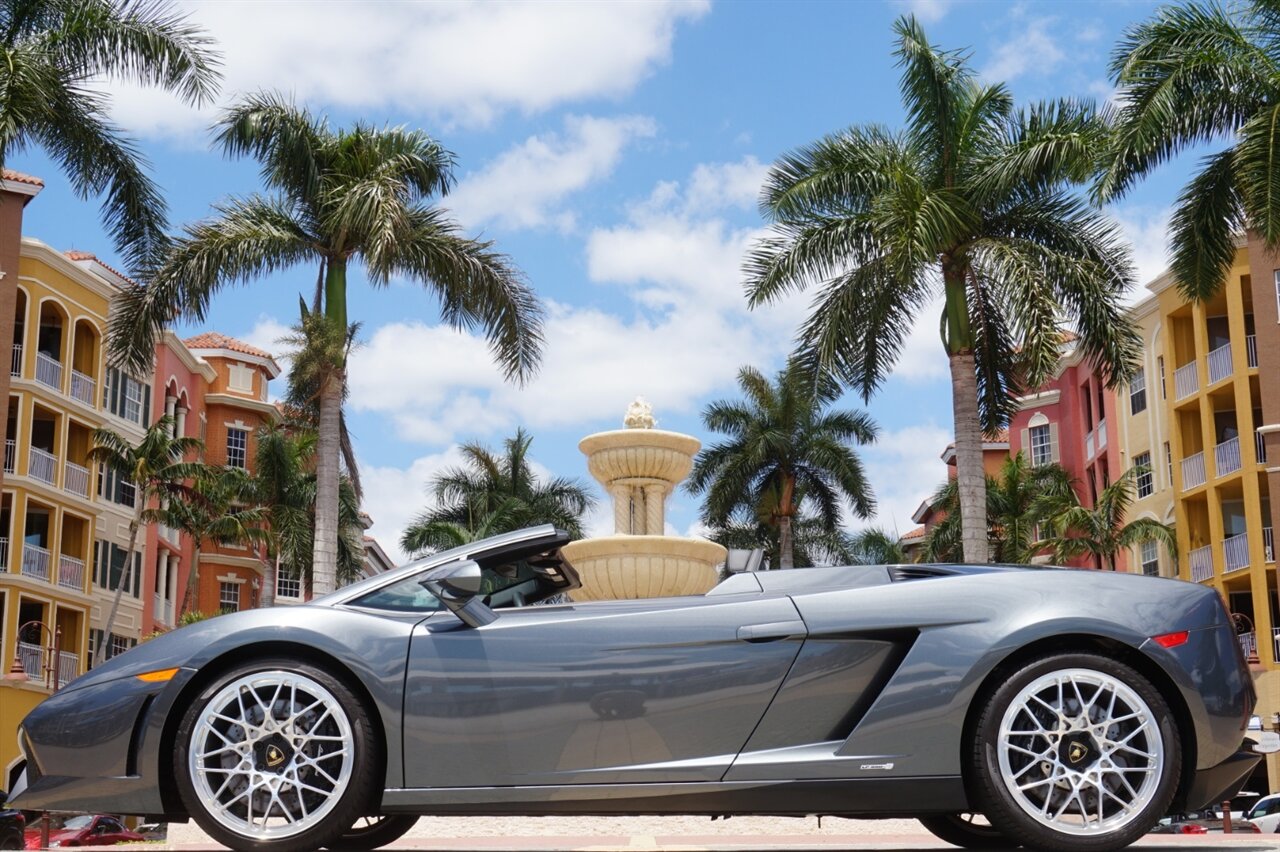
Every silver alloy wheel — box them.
[188,671,355,840]
[996,667,1163,836]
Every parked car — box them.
[1246,793,1280,832]
[1149,811,1261,834]
[7,526,1264,852]
[24,815,142,848]
[0,792,23,851]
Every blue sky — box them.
[10,0,1197,559]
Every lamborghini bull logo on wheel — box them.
[4,526,1263,852]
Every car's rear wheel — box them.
[918,813,1019,848]
[328,815,419,850]
[972,653,1180,852]
[175,658,379,852]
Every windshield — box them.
[352,547,574,613]
[62,816,94,830]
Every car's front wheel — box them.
[175,658,379,852]
[918,813,1019,848]
[328,815,419,850]
[971,652,1180,852]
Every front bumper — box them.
[1181,747,1260,812]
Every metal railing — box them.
[63,461,89,497]
[10,344,20,377]
[1273,629,1280,667]
[0,537,8,570]
[17,641,43,680]
[34,351,61,390]
[4,438,14,474]
[57,651,79,686]
[1224,531,1251,572]
[1259,431,1269,465]
[1248,334,1259,369]
[1207,342,1234,385]
[152,594,170,625]
[1190,544,1214,582]
[1215,435,1242,477]
[1265,526,1274,563]
[56,554,84,590]
[1085,430,1095,459]
[1174,361,1199,400]
[27,446,56,484]
[69,370,95,405]
[20,542,49,581]
[1181,451,1206,490]
[1240,630,1258,660]
[1097,419,1107,450]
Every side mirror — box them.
[437,560,485,597]
[420,560,496,628]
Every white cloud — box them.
[856,422,952,537]
[239,315,292,362]
[107,0,709,140]
[359,447,468,563]
[894,297,948,382]
[1111,205,1173,298]
[446,115,656,232]
[982,15,1066,83]
[893,0,952,24]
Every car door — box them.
[402,593,805,787]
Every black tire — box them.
[971,652,1181,852]
[918,813,1020,848]
[0,834,20,850]
[174,658,380,852]
[327,815,419,850]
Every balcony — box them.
[1266,526,1275,563]
[1097,419,1107,450]
[1207,342,1234,385]
[1190,544,1213,582]
[1174,361,1199,400]
[20,543,49,581]
[1085,430,1095,459]
[3,438,14,474]
[1259,431,1269,465]
[1181,451,1207,490]
[34,351,61,390]
[63,461,89,497]
[27,447,56,484]
[69,370,95,406]
[0,537,8,570]
[1273,628,1280,666]
[56,554,84,590]
[1215,436,1242,477]
[1248,334,1259,369]
[57,650,79,686]
[1240,630,1258,661]
[9,344,20,377]
[1224,531,1251,572]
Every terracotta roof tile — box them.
[183,331,274,360]
[900,526,927,541]
[2,169,43,187]
[63,250,138,287]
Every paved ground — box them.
[104,816,1280,850]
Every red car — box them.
[24,815,141,848]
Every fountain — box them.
[561,399,727,600]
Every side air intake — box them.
[888,565,960,582]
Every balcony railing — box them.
[1097,419,1107,450]
[34,351,61,390]
[1215,435,1242,477]
[1240,630,1258,661]
[1224,531,1251,572]
[152,594,169,625]
[1182,451,1206,490]
[1085,430,1095,459]
[1174,361,1199,400]
[17,641,43,680]
[57,650,79,686]
[56,554,84,590]
[1248,334,1259,369]
[0,537,8,570]
[63,460,89,497]
[1260,431,1270,465]
[1273,629,1280,667]
[1207,342,1234,385]
[69,369,95,405]
[1190,544,1214,582]
[10,344,20,377]
[20,542,49,581]
[1265,526,1275,563]
[4,438,14,474]
[28,446,56,484]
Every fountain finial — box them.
[624,396,656,429]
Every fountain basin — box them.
[562,535,726,601]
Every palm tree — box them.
[1100,0,1280,301]
[250,420,364,604]
[744,16,1140,564]
[86,415,203,666]
[110,92,544,597]
[0,0,220,267]
[706,505,857,570]
[848,527,909,565]
[922,453,1075,564]
[1039,465,1177,572]
[401,429,594,557]
[166,466,269,616]
[687,360,877,570]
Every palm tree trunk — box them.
[94,515,140,667]
[259,553,277,608]
[180,543,201,616]
[312,368,342,596]
[949,351,990,564]
[778,475,796,569]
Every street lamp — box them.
[4,620,63,850]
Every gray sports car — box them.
[9,525,1259,852]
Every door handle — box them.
[737,620,807,642]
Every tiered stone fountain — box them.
[561,399,727,600]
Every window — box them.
[104,368,150,425]
[1158,356,1166,399]
[1141,540,1160,576]
[97,466,136,508]
[1164,442,1173,485]
[123,379,142,423]
[94,541,142,596]
[228,362,254,393]
[226,427,247,469]
[1129,368,1147,415]
[87,630,136,667]
[276,572,301,599]
[1134,452,1153,497]
[1030,424,1053,466]
[219,581,241,612]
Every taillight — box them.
[1153,631,1190,648]
[1178,824,1207,834]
